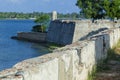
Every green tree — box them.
[103,0,120,19]
[76,0,102,19]
[76,0,120,19]
[34,14,50,32]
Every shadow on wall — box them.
[94,33,110,63]
[47,20,76,45]
[79,28,108,41]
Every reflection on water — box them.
[31,43,50,54]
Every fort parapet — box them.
[47,20,120,45]
[0,20,120,80]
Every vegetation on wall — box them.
[32,14,50,32]
[76,0,120,19]
[32,25,46,32]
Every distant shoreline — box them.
[0,18,35,20]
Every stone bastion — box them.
[0,20,120,80]
[47,19,120,45]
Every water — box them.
[0,20,49,71]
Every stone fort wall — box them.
[17,32,46,42]
[47,20,120,45]
[0,20,120,80]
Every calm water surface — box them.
[0,20,49,71]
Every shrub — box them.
[32,25,46,32]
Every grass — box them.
[88,40,120,80]
[96,40,120,72]
[96,59,111,72]
[87,66,97,80]
[44,42,64,52]
[107,40,120,61]
[107,49,120,61]
[87,61,111,80]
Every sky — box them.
[0,0,80,13]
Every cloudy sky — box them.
[0,0,80,13]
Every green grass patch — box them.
[96,60,111,72]
[45,42,64,52]
[107,41,120,61]
[87,66,97,80]
[107,49,118,61]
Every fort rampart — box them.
[47,20,120,45]
[0,20,120,80]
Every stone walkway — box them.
[95,53,120,80]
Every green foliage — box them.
[0,12,42,19]
[76,0,120,19]
[76,0,103,19]
[103,0,120,19]
[106,41,120,61]
[34,14,50,24]
[57,12,81,19]
[0,12,81,19]
[87,66,96,80]
[34,14,50,32]
[32,25,46,32]
[46,42,63,51]
[96,59,111,72]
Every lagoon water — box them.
[0,20,49,71]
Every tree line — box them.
[0,12,81,19]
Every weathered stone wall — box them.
[47,20,75,45]
[17,32,46,42]
[47,20,120,45]
[0,27,120,80]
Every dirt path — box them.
[95,53,120,80]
